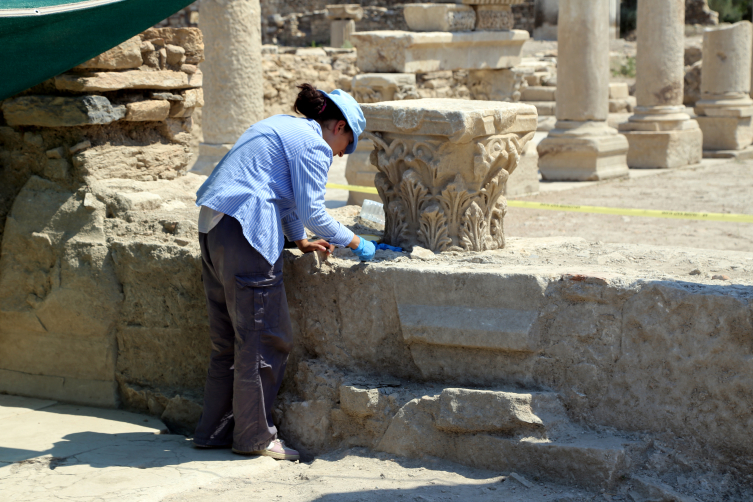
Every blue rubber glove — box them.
[352,236,376,261]
[373,242,403,253]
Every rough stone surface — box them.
[434,388,544,433]
[361,99,537,251]
[2,96,126,127]
[469,67,529,102]
[72,144,190,181]
[474,4,515,31]
[403,4,476,33]
[351,30,529,73]
[75,35,143,70]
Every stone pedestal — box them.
[351,30,529,73]
[619,0,702,169]
[331,20,356,48]
[326,4,363,49]
[360,99,537,252]
[695,21,753,156]
[537,0,629,181]
[193,0,264,175]
[352,74,419,103]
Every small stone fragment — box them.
[712,274,730,280]
[174,238,190,246]
[23,132,44,148]
[151,92,184,101]
[83,192,98,212]
[46,147,65,159]
[180,64,197,74]
[165,44,186,66]
[69,140,92,155]
[509,472,533,489]
[689,269,702,275]
[410,246,436,261]
[140,41,155,52]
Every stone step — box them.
[520,86,557,101]
[282,365,640,490]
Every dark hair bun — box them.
[294,83,326,119]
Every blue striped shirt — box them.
[195,114,355,265]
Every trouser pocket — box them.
[235,274,283,331]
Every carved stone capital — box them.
[361,99,536,252]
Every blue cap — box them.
[319,89,365,155]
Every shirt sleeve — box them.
[289,140,355,247]
[281,211,306,242]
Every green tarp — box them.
[0,0,196,101]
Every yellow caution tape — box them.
[327,183,753,223]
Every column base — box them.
[537,121,629,181]
[696,115,753,151]
[619,117,703,169]
[190,143,234,176]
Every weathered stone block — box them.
[403,4,476,32]
[125,100,171,122]
[340,386,381,418]
[696,115,753,150]
[520,85,556,101]
[1,95,126,127]
[623,125,704,169]
[165,44,186,66]
[468,68,529,102]
[73,144,190,181]
[54,70,198,92]
[474,5,515,31]
[352,74,419,103]
[435,388,543,433]
[352,30,529,73]
[76,35,143,70]
[609,82,629,99]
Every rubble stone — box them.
[76,35,143,70]
[2,95,126,128]
[435,388,543,433]
[125,100,171,122]
[403,4,476,33]
[54,70,197,92]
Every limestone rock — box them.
[165,44,186,66]
[340,385,381,418]
[160,395,203,435]
[142,27,204,64]
[115,192,163,212]
[351,30,529,73]
[282,400,333,452]
[44,159,70,181]
[435,388,544,433]
[54,70,196,93]
[352,73,419,103]
[170,89,204,118]
[72,144,190,181]
[403,4,476,33]
[76,35,143,70]
[1,95,126,127]
[125,100,171,122]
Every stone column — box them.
[537,0,629,181]
[695,21,753,155]
[360,99,537,252]
[326,4,363,48]
[619,0,702,168]
[192,0,265,175]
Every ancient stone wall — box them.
[0,29,208,420]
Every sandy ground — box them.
[327,156,753,254]
[0,395,599,502]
